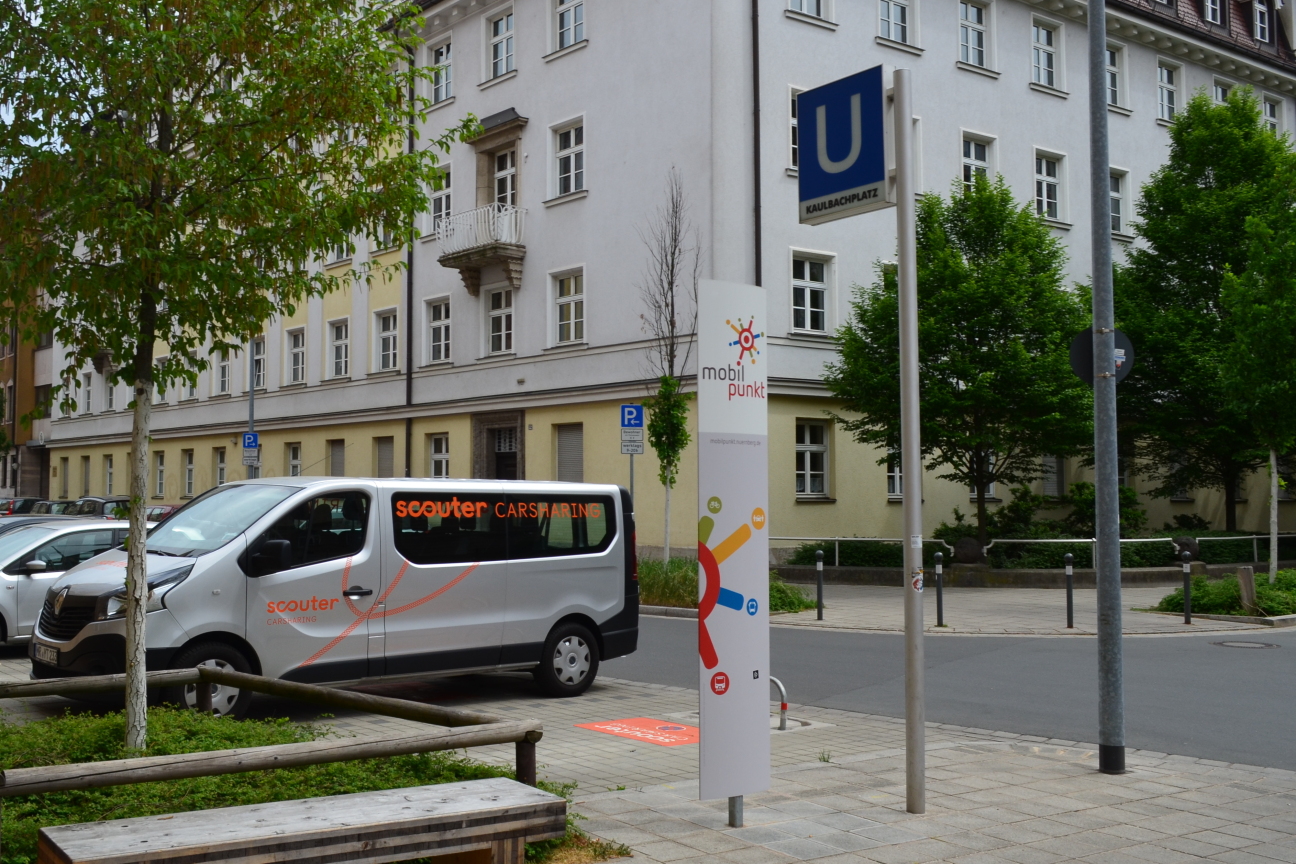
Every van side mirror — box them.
[250,539,292,576]
[25,560,47,572]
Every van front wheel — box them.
[538,623,599,697]
[166,642,254,719]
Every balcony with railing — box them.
[436,203,526,295]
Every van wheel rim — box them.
[183,659,239,716]
[552,636,590,686]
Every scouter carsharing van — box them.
[28,478,639,717]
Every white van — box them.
[28,479,639,716]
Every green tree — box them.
[1222,154,1296,581]
[0,0,476,747]
[644,376,692,560]
[1115,90,1282,531]
[826,176,1091,546]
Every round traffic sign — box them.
[1069,330,1135,386]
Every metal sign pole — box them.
[1088,0,1125,776]
[894,68,925,815]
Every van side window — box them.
[254,492,370,570]
[504,495,614,560]
[391,494,507,565]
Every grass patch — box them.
[638,558,816,613]
[0,708,625,864]
[1156,569,1296,618]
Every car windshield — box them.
[147,484,297,557]
[0,526,56,563]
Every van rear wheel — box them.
[166,642,253,719]
[537,623,599,697]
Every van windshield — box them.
[148,485,297,557]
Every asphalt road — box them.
[602,616,1296,770]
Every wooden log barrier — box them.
[0,669,200,700]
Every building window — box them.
[105,381,114,411]
[557,0,583,48]
[1032,23,1056,88]
[183,450,194,496]
[880,0,909,43]
[495,150,516,206]
[216,351,230,395]
[556,423,584,482]
[490,11,514,79]
[288,443,302,476]
[1214,80,1232,103]
[251,338,265,390]
[556,125,584,196]
[152,358,166,404]
[1158,64,1177,121]
[215,448,226,485]
[1110,172,1125,234]
[790,89,801,169]
[81,373,92,414]
[331,321,350,378]
[429,168,451,236]
[1106,47,1121,106]
[795,422,828,496]
[1204,0,1221,23]
[428,298,451,363]
[960,3,987,67]
[1256,0,1270,41]
[430,434,449,478]
[80,455,90,496]
[887,449,903,497]
[104,455,114,496]
[430,41,452,103]
[789,0,825,16]
[556,274,584,343]
[1035,155,1060,220]
[59,456,68,498]
[489,289,514,354]
[327,439,346,477]
[374,436,395,478]
[288,329,305,383]
[962,138,989,187]
[154,452,165,498]
[1041,455,1064,497]
[792,257,827,332]
[184,355,197,400]
[377,312,399,371]
[1264,98,1282,132]
[330,240,352,263]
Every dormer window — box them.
[1204,0,1221,24]
[1256,0,1271,41]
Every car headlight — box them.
[95,565,194,621]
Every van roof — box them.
[228,477,624,491]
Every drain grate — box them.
[1211,640,1280,649]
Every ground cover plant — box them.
[0,708,626,864]
[1156,569,1296,618]
[637,558,815,612]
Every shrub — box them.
[769,576,816,613]
[637,557,697,607]
[787,540,904,567]
[1156,569,1296,617]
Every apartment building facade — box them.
[39,0,1296,548]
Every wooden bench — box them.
[37,777,565,864]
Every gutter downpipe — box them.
[405,44,416,478]
[752,0,763,287]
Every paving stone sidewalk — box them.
[772,585,1264,636]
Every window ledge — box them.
[479,69,517,91]
[279,381,308,390]
[888,495,905,504]
[324,258,352,270]
[784,8,838,29]
[367,369,403,379]
[786,330,834,342]
[1170,496,1195,503]
[796,495,837,503]
[786,166,799,177]
[544,39,588,62]
[876,36,923,55]
[476,352,517,364]
[428,96,456,114]
[419,360,454,370]
[209,392,232,400]
[969,497,1003,503]
[1112,231,1136,244]
[151,495,165,500]
[420,231,443,244]
[1029,81,1069,98]
[372,244,400,255]
[1042,217,1073,230]
[543,341,589,353]
[957,61,1000,79]
[1156,116,1175,127]
[1108,103,1133,116]
[319,376,354,387]
[543,188,588,208]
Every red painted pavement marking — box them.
[575,717,700,747]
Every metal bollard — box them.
[935,552,944,627]
[1064,553,1074,629]
[770,676,788,731]
[1182,550,1193,625]
[815,550,824,621]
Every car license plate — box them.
[34,644,57,666]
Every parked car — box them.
[0,499,41,516]
[65,497,132,519]
[31,501,80,515]
[0,516,86,537]
[0,522,129,642]
[144,505,180,521]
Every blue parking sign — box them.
[620,405,644,428]
[242,432,259,449]
[797,65,894,225]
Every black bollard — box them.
[935,552,944,627]
[1182,550,1193,625]
[815,550,824,621]
[1064,553,1074,629]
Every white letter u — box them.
[816,94,862,174]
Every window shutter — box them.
[556,424,584,483]
[329,440,346,477]
[375,437,395,478]
[1042,456,1062,498]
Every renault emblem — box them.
[53,588,69,616]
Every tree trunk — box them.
[1224,471,1239,533]
[125,370,152,750]
[1270,448,1279,584]
[663,478,672,563]
[975,476,989,551]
